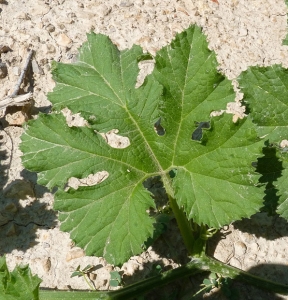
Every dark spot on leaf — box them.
[192,121,210,141]
[154,118,165,136]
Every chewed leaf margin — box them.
[21,25,266,265]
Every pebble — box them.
[12,67,21,76]
[31,4,50,16]
[98,4,111,16]
[0,62,8,78]
[57,33,72,47]
[15,12,29,20]
[43,43,56,54]
[0,45,11,54]
[32,59,44,75]
[42,257,51,273]
[234,241,247,256]
[66,248,85,261]
[120,1,133,7]
[46,24,55,33]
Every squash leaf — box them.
[21,25,264,265]
[238,65,288,219]
[0,256,41,300]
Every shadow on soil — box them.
[120,258,288,300]
[232,142,288,240]
[138,171,288,299]
[0,126,57,255]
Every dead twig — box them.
[0,93,33,110]
[11,49,34,97]
[0,49,34,110]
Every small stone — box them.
[32,59,44,75]
[5,111,28,126]
[89,273,97,280]
[43,44,56,54]
[0,45,11,54]
[42,257,51,273]
[12,67,21,75]
[0,62,8,78]
[98,4,111,16]
[57,33,72,47]
[31,4,50,16]
[15,12,29,20]
[234,241,247,256]
[66,248,85,261]
[120,1,133,7]
[45,24,55,33]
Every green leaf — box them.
[238,65,288,220]
[0,256,41,300]
[238,65,288,141]
[109,271,122,287]
[21,25,264,265]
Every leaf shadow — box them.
[0,128,57,255]
[232,141,288,240]
[143,176,190,264]
[120,258,288,299]
[121,257,209,300]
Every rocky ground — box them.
[1,0,288,299]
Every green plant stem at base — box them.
[168,194,197,255]
[39,255,288,300]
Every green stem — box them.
[162,174,195,255]
[39,255,288,299]
[83,274,95,291]
[168,194,195,254]
[39,261,205,300]
[198,255,288,294]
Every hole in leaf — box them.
[99,129,130,149]
[154,118,165,136]
[61,108,89,127]
[192,121,210,141]
[135,59,155,88]
[66,171,109,190]
[280,139,288,153]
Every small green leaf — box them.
[0,256,41,300]
[70,271,83,278]
[109,271,122,287]
[82,265,93,272]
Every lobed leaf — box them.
[238,65,288,220]
[21,25,264,264]
[0,256,41,300]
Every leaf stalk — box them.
[39,255,288,299]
